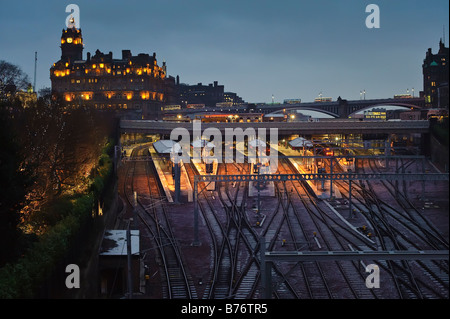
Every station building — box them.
[422,39,449,109]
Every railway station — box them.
[114,124,449,300]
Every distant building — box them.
[314,97,332,103]
[422,39,449,109]
[394,94,413,99]
[177,81,224,108]
[224,92,245,106]
[2,83,37,108]
[283,99,302,104]
[50,19,177,119]
[177,81,245,108]
[364,108,387,121]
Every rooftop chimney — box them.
[122,50,131,60]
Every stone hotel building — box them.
[50,18,177,119]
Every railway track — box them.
[276,157,378,299]
[119,142,447,300]
[329,151,449,299]
[122,145,194,299]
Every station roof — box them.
[99,230,139,256]
[191,139,215,148]
[153,139,177,154]
[264,113,285,117]
[248,139,267,147]
[289,137,313,148]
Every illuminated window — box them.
[431,82,436,87]
[67,38,73,43]
[99,63,104,68]
[61,39,65,44]
[141,91,150,100]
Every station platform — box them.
[191,159,218,191]
[278,144,342,199]
[149,146,174,203]
[149,146,194,203]
[248,163,276,197]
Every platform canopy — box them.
[289,137,313,149]
[99,230,140,256]
[153,139,178,155]
[248,139,267,148]
[191,138,215,148]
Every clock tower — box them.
[60,17,83,63]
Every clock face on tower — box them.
[60,26,83,61]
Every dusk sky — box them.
[1,0,448,103]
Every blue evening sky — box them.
[0,0,448,103]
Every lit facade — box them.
[363,108,387,121]
[422,39,449,109]
[50,20,177,119]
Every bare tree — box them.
[0,60,30,97]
